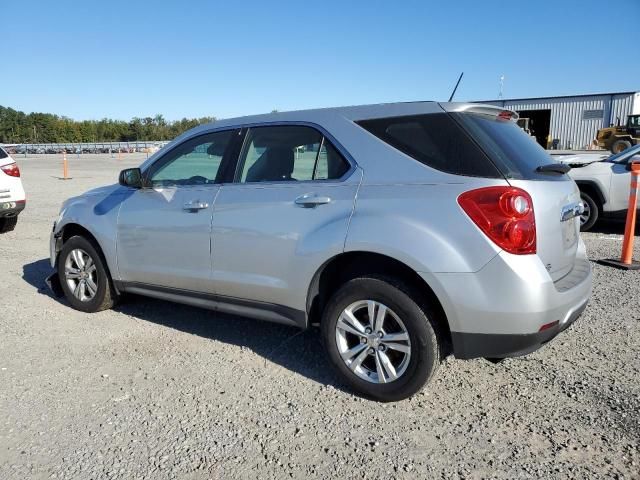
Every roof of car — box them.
[197,101,507,131]
[206,101,439,128]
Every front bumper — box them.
[0,200,25,218]
[49,226,61,268]
[422,245,592,360]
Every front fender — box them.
[52,186,133,279]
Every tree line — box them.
[0,105,216,144]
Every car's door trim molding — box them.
[114,281,306,328]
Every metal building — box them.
[479,91,639,150]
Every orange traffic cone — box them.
[600,161,640,270]
[61,151,71,180]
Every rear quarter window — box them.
[357,113,502,178]
[0,147,8,159]
[452,112,568,181]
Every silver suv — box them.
[48,102,592,401]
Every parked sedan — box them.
[48,103,592,401]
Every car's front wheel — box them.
[321,277,441,402]
[57,235,117,312]
[579,191,599,232]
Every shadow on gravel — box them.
[22,258,344,391]
[115,295,344,390]
[22,258,56,298]
[588,218,639,235]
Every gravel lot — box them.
[1,154,639,479]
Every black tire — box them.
[0,216,18,233]
[611,139,632,154]
[321,276,441,402]
[579,191,599,232]
[57,235,117,312]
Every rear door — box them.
[453,109,581,281]
[116,129,240,292]
[210,125,359,311]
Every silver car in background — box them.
[48,102,592,401]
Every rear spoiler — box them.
[438,102,519,121]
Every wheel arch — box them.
[306,251,452,353]
[57,222,119,292]
[575,180,606,206]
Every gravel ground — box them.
[1,154,639,480]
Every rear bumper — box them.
[0,200,25,218]
[450,297,588,359]
[421,241,592,359]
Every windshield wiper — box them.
[536,163,571,174]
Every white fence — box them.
[1,141,170,155]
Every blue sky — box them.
[2,0,639,121]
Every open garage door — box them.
[516,109,551,148]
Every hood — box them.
[60,183,124,213]
[552,153,608,166]
[82,183,123,197]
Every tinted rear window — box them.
[452,112,566,181]
[0,148,7,159]
[357,113,501,178]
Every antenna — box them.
[498,75,505,99]
[448,72,464,102]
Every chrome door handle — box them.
[294,193,331,208]
[183,200,209,211]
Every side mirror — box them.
[119,168,143,188]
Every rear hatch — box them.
[451,106,580,281]
[356,104,581,282]
[0,147,25,203]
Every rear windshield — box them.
[357,113,502,178]
[358,112,566,180]
[452,112,566,181]
[0,147,7,159]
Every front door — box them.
[117,129,239,292]
[211,125,359,312]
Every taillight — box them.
[458,186,536,255]
[0,162,20,177]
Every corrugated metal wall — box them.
[480,92,637,150]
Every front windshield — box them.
[606,143,640,164]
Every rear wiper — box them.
[536,163,571,174]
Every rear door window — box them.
[357,113,502,178]
[237,125,350,183]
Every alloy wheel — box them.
[579,200,591,227]
[64,248,98,302]
[335,300,411,384]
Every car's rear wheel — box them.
[0,216,18,233]
[57,235,117,312]
[579,191,599,232]
[321,276,440,402]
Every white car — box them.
[554,144,640,231]
[0,147,26,233]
